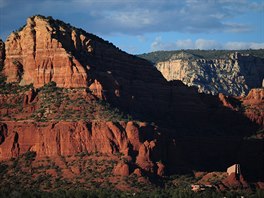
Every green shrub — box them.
[0,163,8,175]
[24,151,37,161]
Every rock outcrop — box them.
[113,162,130,176]
[244,88,264,103]
[242,88,264,126]
[0,121,164,175]
[217,88,264,127]
[4,16,89,87]
[156,52,264,96]
[223,173,249,189]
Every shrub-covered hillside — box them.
[138,49,264,63]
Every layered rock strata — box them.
[0,121,166,175]
[156,52,264,96]
[4,17,88,87]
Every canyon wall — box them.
[0,121,262,180]
[156,52,264,96]
[0,121,167,175]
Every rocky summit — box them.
[0,16,263,195]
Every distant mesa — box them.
[140,50,264,96]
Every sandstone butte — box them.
[0,15,263,186]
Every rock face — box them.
[113,162,130,176]
[242,88,264,126]
[223,173,249,189]
[244,88,264,103]
[4,16,90,87]
[0,121,165,175]
[217,88,264,127]
[156,52,264,96]
[0,123,7,144]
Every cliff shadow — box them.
[165,137,264,182]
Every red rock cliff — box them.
[242,88,264,126]
[0,121,165,174]
[4,16,88,87]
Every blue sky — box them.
[0,0,263,54]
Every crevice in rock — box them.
[0,123,8,145]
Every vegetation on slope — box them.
[0,153,263,198]
[0,81,133,122]
[138,49,264,63]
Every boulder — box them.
[113,162,130,176]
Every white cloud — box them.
[224,23,252,33]
[176,39,194,49]
[151,36,163,51]
[151,38,221,51]
[250,2,264,11]
[151,38,264,51]
[110,9,154,28]
[225,42,264,49]
[195,39,219,49]
[0,0,261,35]
[137,35,147,42]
